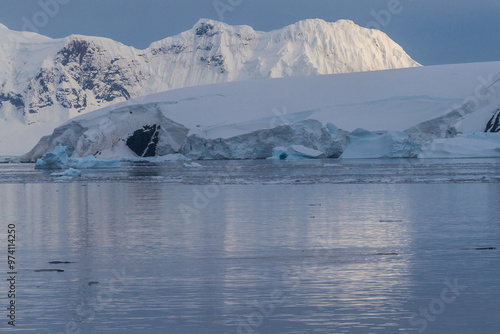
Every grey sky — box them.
[0,0,499,65]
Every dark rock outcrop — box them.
[485,108,500,133]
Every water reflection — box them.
[0,179,498,333]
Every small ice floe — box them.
[50,168,81,178]
[183,162,203,168]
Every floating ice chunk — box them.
[35,144,68,169]
[270,145,324,160]
[418,132,500,158]
[183,162,203,168]
[50,168,82,178]
[341,128,419,159]
[35,144,120,169]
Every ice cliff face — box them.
[0,18,419,128]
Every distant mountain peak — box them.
[0,18,421,155]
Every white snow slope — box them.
[23,60,500,161]
[0,18,419,155]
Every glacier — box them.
[22,60,500,161]
[419,133,500,158]
[0,18,420,155]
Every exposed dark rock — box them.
[485,108,500,132]
[58,39,91,66]
[151,44,186,55]
[126,125,161,157]
[200,55,226,73]
[196,23,216,37]
[0,92,25,109]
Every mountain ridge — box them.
[0,18,420,155]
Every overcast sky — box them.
[0,0,499,66]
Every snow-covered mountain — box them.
[0,18,420,155]
[23,61,500,162]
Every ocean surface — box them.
[0,158,499,333]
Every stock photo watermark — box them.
[455,73,500,114]
[402,278,467,333]
[178,107,290,225]
[224,234,336,334]
[11,0,71,42]
[52,268,129,334]
[6,224,17,327]
[366,0,412,30]
[213,0,244,21]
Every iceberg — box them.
[35,145,120,169]
[35,145,68,169]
